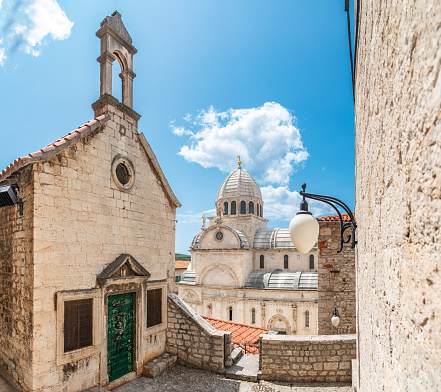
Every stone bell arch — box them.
[96,11,137,108]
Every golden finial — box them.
[237,155,241,168]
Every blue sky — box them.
[0,0,355,254]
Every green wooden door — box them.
[107,293,134,382]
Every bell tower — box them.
[94,11,137,110]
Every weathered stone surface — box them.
[355,1,441,391]
[259,334,355,383]
[317,221,355,335]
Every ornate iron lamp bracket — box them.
[300,183,357,253]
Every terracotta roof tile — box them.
[202,316,269,355]
[175,260,191,269]
[317,213,353,222]
[0,114,109,181]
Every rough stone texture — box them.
[226,354,259,382]
[355,1,441,390]
[317,222,355,335]
[259,334,356,383]
[0,166,34,391]
[143,352,177,378]
[112,365,352,392]
[166,294,232,373]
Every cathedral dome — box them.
[217,168,262,201]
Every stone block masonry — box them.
[259,334,356,383]
[166,294,232,374]
[354,1,441,390]
[317,221,355,335]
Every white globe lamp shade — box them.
[331,314,340,327]
[289,212,319,254]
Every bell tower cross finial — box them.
[237,155,241,168]
[96,11,137,108]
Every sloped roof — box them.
[175,260,190,270]
[244,270,318,291]
[180,269,195,284]
[202,316,268,354]
[0,115,110,181]
[0,115,181,209]
[317,213,353,222]
[254,228,316,250]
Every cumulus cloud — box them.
[0,0,73,65]
[171,102,308,186]
[261,186,334,222]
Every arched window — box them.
[305,310,310,327]
[231,201,236,214]
[260,205,263,217]
[284,255,289,269]
[257,204,259,216]
[240,201,246,214]
[252,308,256,324]
[249,201,254,214]
[224,202,228,215]
[309,254,315,269]
[207,303,212,317]
[228,306,233,321]
[260,255,264,269]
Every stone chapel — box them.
[0,11,180,392]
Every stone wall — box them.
[259,334,356,383]
[0,166,34,391]
[166,294,232,373]
[317,221,355,335]
[355,1,441,390]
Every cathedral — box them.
[178,161,318,335]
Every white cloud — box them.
[177,209,216,224]
[261,185,333,222]
[172,102,309,186]
[0,0,73,65]
[0,47,6,65]
[26,0,73,47]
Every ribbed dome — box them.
[217,169,262,200]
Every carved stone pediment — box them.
[97,254,151,286]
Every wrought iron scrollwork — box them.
[300,183,357,253]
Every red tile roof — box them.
[175,260,191,270]
[202,316,268,355]
[0,114,109,181]
[317,213,353,222]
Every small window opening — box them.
[257,204,259,216]
[249,201,254,214]
[260,255,264,269]
[309,254,315,269]
[224,202,228,215]
[229,306,233,321]
[147,289,162,328]
[252,308,256,324]
[260,205,263,217]
[240,201,246,214]
[305,310,310,328]
[231,201,236,215]
[284,255,289,269]
[64,299,93,353]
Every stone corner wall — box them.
[0,165,35,392]
[355,2,441,390]
[166,294,232,373]
[259,334,356,383]
[317,221,355,335]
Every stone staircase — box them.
[142,352,177,378]
[226,353,260,382]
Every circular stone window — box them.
[112,155,135,191]
[215,231,224,242]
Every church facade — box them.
[178,164,319,335]
[0,12,180,392]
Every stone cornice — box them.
[92,94,141,121]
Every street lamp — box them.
[331,307,340,327]
[289,183,357,254]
